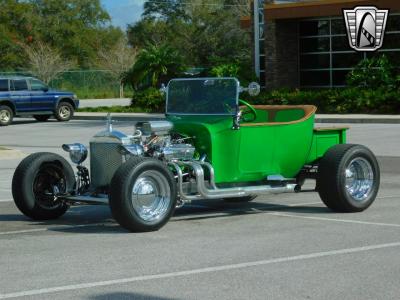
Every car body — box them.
[0,76,79,126]
[12,77,380,232]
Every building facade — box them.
[242,0,400,89]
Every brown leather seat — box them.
[241,105,317,126]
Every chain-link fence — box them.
[0,70,132,99]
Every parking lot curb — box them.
[74,113,164,122]
[74,113,400,124]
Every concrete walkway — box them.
[74,112,400,124]
[79,98,131,108]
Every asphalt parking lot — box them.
[1,118,400,300]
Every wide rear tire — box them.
[317,144,380,212]
[12,152,75,220]
[109,157,177,232]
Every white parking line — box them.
[377,195,398,199]
[0,199,13,203]
[269,212,400,228]
[1,241,399,299]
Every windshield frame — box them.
[165,77,240,116]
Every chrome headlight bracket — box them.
[62,143,88,165]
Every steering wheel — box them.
[239,99,257,122]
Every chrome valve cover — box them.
[161,144,195,161]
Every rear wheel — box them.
[55,102,74,121]
[12,152,75,220]
[110,157,177,232]
[0,105,13,126]
[34,115,51,122]
[317,144,380,212]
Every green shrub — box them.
[346,54,396,89]
[131,88,165,112]
[210,63,240,77]
[241,88,400,114]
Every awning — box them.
[264,0,400,20]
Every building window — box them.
[299,14,400,88]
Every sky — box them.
[101,0,145,29]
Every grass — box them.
[0,146,9,150]
[54,85,134,99]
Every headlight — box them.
[72,94,78,99]
[62,143,88,164]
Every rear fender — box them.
[306,127,348,164]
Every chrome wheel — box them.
[0,109,11,123]
[345,157,374,202]
[58,105,71,119]
[131,170,171,222]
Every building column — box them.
[264,19,300,89]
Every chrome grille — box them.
[90,142,123,188]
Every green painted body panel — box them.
[305,128,347,164]
[167,108,330,184]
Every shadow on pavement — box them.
[0,199,332,234]
[11,119,53,125]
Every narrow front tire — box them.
[12,152,75,220]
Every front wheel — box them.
[317,144,380,212]
[55,102,74,121]
[12,152,75,220]
[109,157,177,232]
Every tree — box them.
[0,0,123,70]
[21,41,75,84]
[125,44,185,90]
[142,0,188,21]
[97,37,138,98]
[127,0,251,68]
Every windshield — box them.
[166,78,239,115]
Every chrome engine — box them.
[89,119,195,189]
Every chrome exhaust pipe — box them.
[174,161,299,200]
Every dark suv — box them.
[0,76,79,126]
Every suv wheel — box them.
[55,102,74,121]
[0,105,13,126]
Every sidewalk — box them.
[79,98,131,108]
[74,112,400,124]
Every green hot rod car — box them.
[12,78,380,232]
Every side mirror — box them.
[159,83,167,95]
[247,82,260,96]
[42,86,49,92]
[239,82,260,96]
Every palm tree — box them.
[124,44,184,90]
